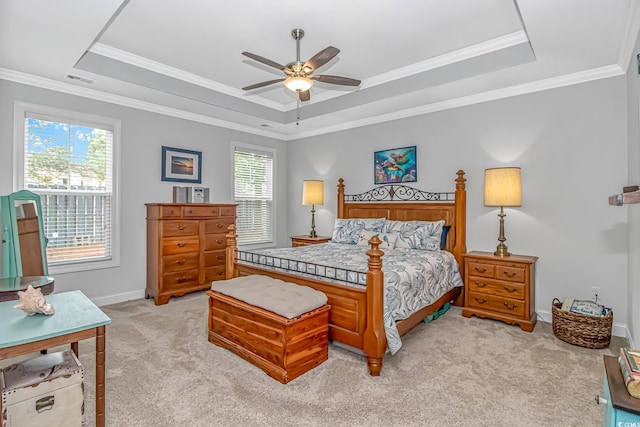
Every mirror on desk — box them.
[1,190,48,278]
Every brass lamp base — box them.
[494,243,511,257]
[494,206,511,257]
[308,205,317,238]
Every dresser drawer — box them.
[162,270,200,291]
[204,250,226,267]
[162,253,199,272]
[467,277,525,299]
[162,220,199,237]
[467,291,525,317]
[205,219,234,234]
[467,261,495,278]
[205,265,226,282]
[159,206,182,218]
[183,206,221,218]
[204,234,227,251]
[162,236,199,255]
[220,206,236,217]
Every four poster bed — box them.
[223,170,467,376]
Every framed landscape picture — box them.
[374,146,417,184]
[161,146,202,183]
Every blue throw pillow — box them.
[440,225,451,250]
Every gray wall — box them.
[288,77,631,338]
[626,33,640,348]
[0,80,288,304]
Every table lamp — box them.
[302,180,324,238]
[484,167,521,257]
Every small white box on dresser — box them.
[1,350,84,427]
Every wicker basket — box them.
[551,298,613,349]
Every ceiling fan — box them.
[242,29,361,102]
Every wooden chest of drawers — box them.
[461,251,537,332]
[146,203,236,305]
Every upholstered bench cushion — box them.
[210,275,328,319]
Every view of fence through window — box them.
[24,117,113,265]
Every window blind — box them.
[234,148,273,245]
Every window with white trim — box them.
[233,144,274,245]
[15,102,120,272]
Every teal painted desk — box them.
[0,290,111,426]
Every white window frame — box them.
[231,142,276,249]
[13,101,121,274]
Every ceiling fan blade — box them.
[312,75,361,86]
[299,90,310,102]
[242,52,285,71]
[303,46,339,71]
[242,78,285,90]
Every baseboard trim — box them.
[92,290,146,307]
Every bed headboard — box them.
[337,170,467,266]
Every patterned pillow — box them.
[356,229,398,249]
[331,218,386,244]
[382,219,445,251]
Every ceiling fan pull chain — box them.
[296,100,300,126]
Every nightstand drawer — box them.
[494,265,526,282]
[467,292,525,317]
[467,261,495,278]
[467,277,525,299]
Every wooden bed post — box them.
[453,170,467,267]
[337,178,345,219]
[226,224,238,279]
[362,235,386,376]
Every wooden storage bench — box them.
[207,275,330,384]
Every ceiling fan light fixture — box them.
[284,76,313,92]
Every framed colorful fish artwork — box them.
[374,146,417,184]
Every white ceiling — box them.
[1,0,638,140]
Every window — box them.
[15,102,120,272]
[233,144,274,245]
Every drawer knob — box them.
[177,224,186,230]
[177,242,187,248]
[504,286,517,293]
[474,281,487,288]
[216,255,224,260]
[474,267,488,273]
[188,209,193,214]
[474,297,487,304]
[503,302,518,310]
[216,239,223,244]
[176,276,188,283]
[176,259,186,265]
[502,271,517,278]
[216,223,223,228]
[169,209,175,214]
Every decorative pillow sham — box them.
[331,218,386,244]
[382,219,445,251]
[356,229,398,249]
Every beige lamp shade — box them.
[302,180,324,206]
[484,167,522,207]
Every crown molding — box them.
[0,68,287,140]
[293,64,624,139]
[90,43,286,112]
[0,63,623,142]
[282,31,531,111]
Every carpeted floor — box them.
[5,291,625,426]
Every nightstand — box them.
[461,251,538,332]
[290,235,331,247]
